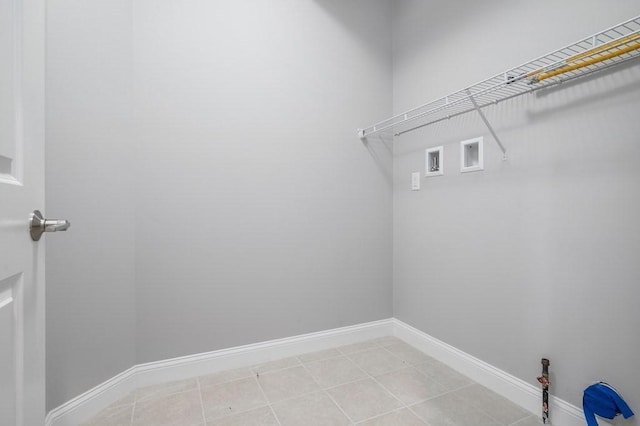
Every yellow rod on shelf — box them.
[531,40,640,83]
[523,33,640,81]
[570,33,640,62]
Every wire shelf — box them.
[358,15,640,139]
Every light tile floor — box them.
[83,337,541,426]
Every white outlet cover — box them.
[411,172,420,190]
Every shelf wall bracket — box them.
[466,89,507,161]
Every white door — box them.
[1,0,46,424]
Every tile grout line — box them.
[251,359,302,375]
[252,354,406,407]
[129,391,137,426]
[198,367,255,389]
[464,391,532,426]
[251,345,408,425]
[198,375,280,424]
[330,339,414,424]
[295,348,342,365]
[355,340,463,425]
[353,406,410,425]
[355,339,444,424]
[509,415,540,426]
[298,356,356,425]
[322,390,356,426]
[361,362,413,420]
[195,377,208,426]
[297,338,435,424]
[134,378,200,402]
[403,382,478,422]
[253,373,283,426]
[402,382,482,425]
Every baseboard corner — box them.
[391,318,588,426]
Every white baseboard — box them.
[46,318,592,426]
[45,318,394,426]
[45,367,139,426]
[392,318,588,426]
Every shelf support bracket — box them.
[466,90,507,161]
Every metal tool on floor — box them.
[537,358,551,423]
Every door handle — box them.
[29,210,71,241]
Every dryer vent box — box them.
[460,137,484,173]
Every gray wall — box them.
[45,0,393,410]
[392,0,640,415]
[46,0,136,410]
[132,0,393,363]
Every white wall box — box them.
[425,146,444,177]
[460,137,484,173]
